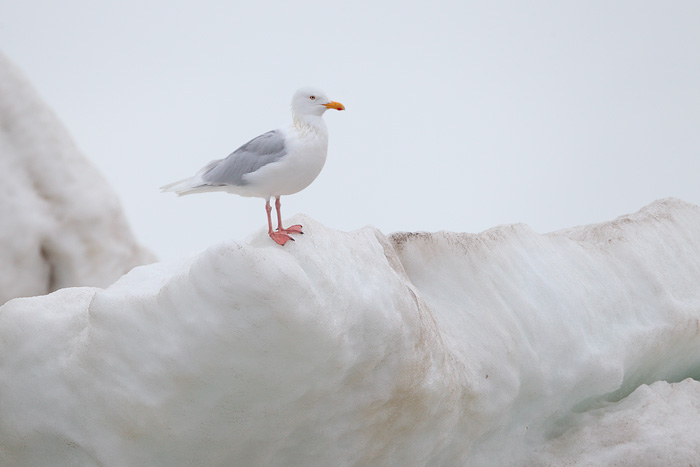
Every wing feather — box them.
[201,130,287,186]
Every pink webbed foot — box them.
[277,224,303,235]
[269,230,295,246]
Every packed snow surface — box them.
[2,199,700,465]
[0,52,154,305]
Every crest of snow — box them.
[0,53,154,304]
[1,199,699,465]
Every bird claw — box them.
[277,224,304,235]
[269,231,295,245]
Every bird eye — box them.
[309,95,316,100]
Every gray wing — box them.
[201,130,287,186]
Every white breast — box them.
[242,123,329,198]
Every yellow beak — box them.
[324,101,345,111]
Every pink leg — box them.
[275,197,303,235]
[266,199,293,245]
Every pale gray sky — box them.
[2,1,699,260]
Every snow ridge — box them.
[0,52,154,305]
[1,199,700,465]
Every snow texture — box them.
[0,52,154,305]
[1,198,700,466]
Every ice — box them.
[390,198,700,465]
[529,379,700,466]
[1,199,699,465]
[0,52,154,305]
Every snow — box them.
[529,379,700,466]
[1,199,700,465]
[2,42,699,467]
[0,52,154,305]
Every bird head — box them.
[291,87,345,118]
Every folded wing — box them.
[202,130,287,187]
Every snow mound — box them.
[529,378,700,466]
[1,199,700,465]
[0,52,154,305]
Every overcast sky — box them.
[2,1,699,260]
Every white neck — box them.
[292,112,328,136]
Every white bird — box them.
[161,87,345,245]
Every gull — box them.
[161,87,345,245]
